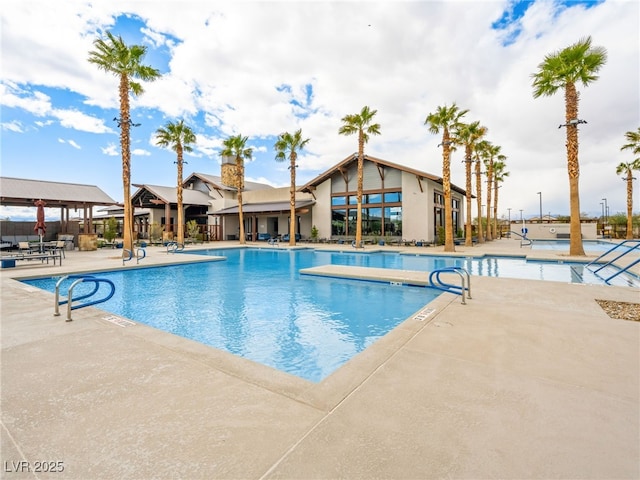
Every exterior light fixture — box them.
[113,117,141,127]
[558,119,587,129]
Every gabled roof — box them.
[131,184,212,207]
[184,172,274,192]
[299,154,468,196]
[0,177,118,207]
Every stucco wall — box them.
[401,172,430,241]
[508,222,598,240]
[311,180,332,241]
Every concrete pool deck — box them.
[1,239,638,479]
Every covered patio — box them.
[0,177,118,248]
[215,199,315,241]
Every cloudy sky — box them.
[1,0,638,222]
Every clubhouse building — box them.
[131,153,467,244]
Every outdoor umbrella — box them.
[34,199,47,252]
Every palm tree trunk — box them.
[493,181,500,239]
[176,151,184,244]
[356,136,364,246]
[485,162,493,241]
[237,158,245,244]
[443,136,454,252]
[464,147,472,247]
[565,82,585,255]
[626,169,633,239]
[289,154,297,246]
[475,159,484,243]
[119,74,134,255]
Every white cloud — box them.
[101,143,119,156]
[1,0,638,217]
[2,121,24,133]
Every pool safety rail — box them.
[166,242,185,254]
[123,247,146,265]
[54,275,116,321]
[585,240,640,285]
[428,267,471,304]
[510,230,532,247]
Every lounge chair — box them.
[18,242,33,254]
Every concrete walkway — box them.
[1,240,638,479]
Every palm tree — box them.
[338,106,381,246]
[483,143,503,241]
[474,140,490,244]
[155,120,197,244]
[457,121,487,246]
[425,104,469,252]
[88,32,161,254]
[220,134,253,244]
[532,36,607,256]
[493,159,509,239]
[274,129,310,246]
[618,127,640,239]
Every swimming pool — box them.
[24,249,438,383]
[22,248,639,382]
[531,239,620,252]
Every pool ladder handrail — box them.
[509,231,532,248]
[166,242,185,254]
[428,266,471,304]
[585,240,640,284]
[123,247,146,265]
[54,275,116,321]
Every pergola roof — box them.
[0,177,118,208]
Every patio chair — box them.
[18,242,33,254]
[52,240,66,258]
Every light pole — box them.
[537,192,542,223]
[600,202,605,238]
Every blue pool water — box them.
[531,240,620,252]
[24,249,438,383]
[23,248,639,382]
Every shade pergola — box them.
[0,177,118,233]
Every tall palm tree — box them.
[338,106,381,246]
[457,121,487,246]
[425,104,469,252]
[532,36,607,256]
[483,143,503,241]
[220,134,252,245]
[88,32,161,254]
[274,128,310,246]
[618,127,640,239]
[474,140,490,244]
[492,158,509,239]
[155,120,197,244]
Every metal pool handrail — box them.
[428,267,471,304]
[166,242,184,254]
[123,248,146,265]
[585,240,640,270]
[509,230,532,248]
[53,275,116,321]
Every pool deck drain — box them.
[2,240,638,479]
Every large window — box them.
[331,190,402,236]
[433,191,460,236]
